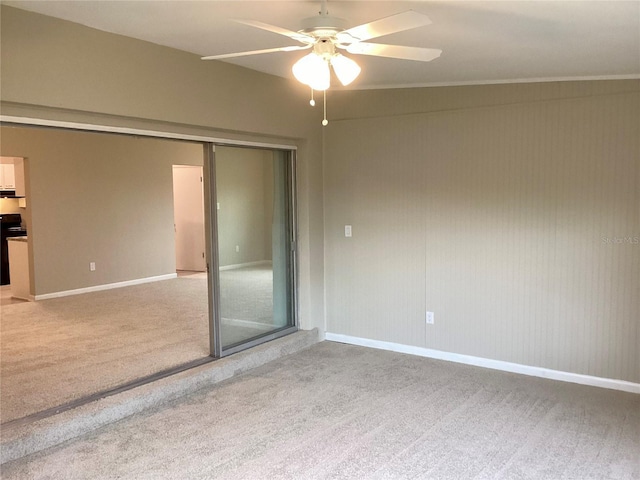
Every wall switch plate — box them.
[345,225,352,237]
[90,262,96,271]
[426,311,435,324]
[235,245,240,252]
[217,202,220,210]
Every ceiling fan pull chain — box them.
[310,87,316,106]
[322,90,329,126]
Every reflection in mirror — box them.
[0,125,211,424]
[215,146,295,351]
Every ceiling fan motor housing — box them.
[299,15,349,38]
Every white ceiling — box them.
[5,1,640,90]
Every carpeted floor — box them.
[220,265,273,325]
[0,277,210,423]
[2,341,638,479]
[1,267,276,423]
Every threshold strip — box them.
[1,356,216,429]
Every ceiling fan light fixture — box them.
[292,52,330,91]
[330,54,361,86]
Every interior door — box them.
[172,165,206,271]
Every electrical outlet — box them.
[90,262,96,272]
[426,311,435,325]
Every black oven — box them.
[1,214,27,285]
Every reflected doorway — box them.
[172,165,206,272]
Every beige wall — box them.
[325,81,640,383]
[4,6,637,383]
[0,125,203,295]
[0,5,326,331]
[216,146,273,267]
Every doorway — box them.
[172,165,206,273]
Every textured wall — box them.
[325,84,639,383]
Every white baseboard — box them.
[325,332,640,395]
[219,260,271,271]
[34,273,178,301]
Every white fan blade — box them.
[337,11,432,43]
[201,45,311,61]
[236,19,315,44]
[346,43,442,62]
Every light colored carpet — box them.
[0,285,28,307]
[2,342,638,479]
[219,264,276,348]
[0,278,210,423]
[1,267,276,423]
[220,264,273,325]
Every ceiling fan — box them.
[202,0,442,124]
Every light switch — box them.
[345,225,352,237]
[217,202,220,210]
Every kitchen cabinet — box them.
[0,157,25,196]
[13,158,26,197]
[0,164,16,190]
[8,236,30,300]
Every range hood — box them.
[0,190,24,198]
